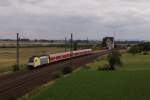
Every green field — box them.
[0,47,65,73]
[21,53,150,100]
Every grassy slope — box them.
[122,54,150,70]
[0,47,64,73]
[22,54,150,100]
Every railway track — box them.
[0,50,108,100]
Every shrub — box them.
[52,71,62,79]
[83,65,91,69]
[12,64,20,72]
[107,49,122,70]
[20,64,26,69]
[62,66,73,74]
[143,51,148,55]
[128,46,141,55]
[8,96,17,100]
[98,64,111,71]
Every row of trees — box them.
[107,42,150,70]
[128,42,150,55]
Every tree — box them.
[128,46,140,55]
[128,43,150,55]
[107,49,122,70]
[138,43,150,54]
[62,66,73,74]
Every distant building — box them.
[102,37,114,50]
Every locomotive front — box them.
[27,56,41,69]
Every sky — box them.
[0,0,150,40]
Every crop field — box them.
[0,47,65,73]
[22,53,150,100]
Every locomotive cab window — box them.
[28,57,34,63]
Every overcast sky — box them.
[0,0,150,40]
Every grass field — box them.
[0,47,65,73]
[21,53,150,100]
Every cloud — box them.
[0,0,11,7]
[0,0,150,40]
[19,0,44,4]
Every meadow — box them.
[22,53,150,100]
[0,47,65,73]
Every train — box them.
[27,49,92,69]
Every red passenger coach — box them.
[49,51,70,63]
[49,49,92,63]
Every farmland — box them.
[0,47,65,73]
[22,53,150,100]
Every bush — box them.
[98,64,112,71]
[143,51,148,55]
[8,96,17,100]
[52,71,62,79]
[12,64,20,72]
[128,46,141,55]
[92,44,103,50]
[20,64,27,69]
[107,49,122,70]
[62,66,73,74]
[83,65,91,69]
